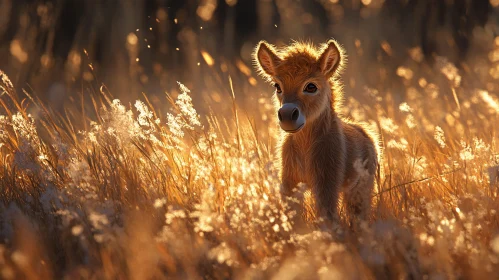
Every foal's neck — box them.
[292,104,338,147]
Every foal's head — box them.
[254,40,345,133]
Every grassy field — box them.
[1,39,499,279]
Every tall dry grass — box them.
[1,42,499,279]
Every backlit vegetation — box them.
[1,44,499,278]
[1,2,499,279]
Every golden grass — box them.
[0,52,499,280]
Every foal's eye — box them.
[304,83,318,94]
[274,83,282,94]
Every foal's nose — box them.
[278,103,305,133]
[278,105,300,122]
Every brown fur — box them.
[253,39,379,227]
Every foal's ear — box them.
[253,41,281,80]
[318,39,343,78]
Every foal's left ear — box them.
[253,41,281,80]
[318,39,342,77]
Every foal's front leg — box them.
[280,138,305,228]
[309,137,345,224]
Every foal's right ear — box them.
[253,41,281,80]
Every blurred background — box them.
[0,0,498,118]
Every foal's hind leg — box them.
[344,172,374,230]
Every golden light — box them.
[236,60,251,76]
[201,50,215,66]
[248,77,257,86]
[396,66,413,80]
[40,54,52,68]
[127,33,138,45]
[380,41,392,56]
[197,0,217,22]
[68,50,81,67]
[10,40,28,63]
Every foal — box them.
[253,39,379,227]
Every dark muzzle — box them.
[278,103,305,133]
